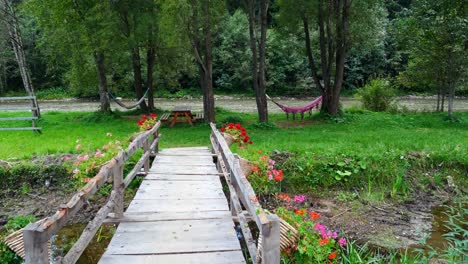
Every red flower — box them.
[310,211,320,221]
[241,131,247,137]
[243,136,250,143]
[319,238,330,246]
[295,209,306,216]
[328,252,337,260]
[142,115,147,120]
[220,127,225,132]
[274,170,283,182]
[138,120,144,126]
[235,123,241,129]
[150,113,157,119]
[249,141,253,144]
[252,166,259,173]
[228,123,234,129]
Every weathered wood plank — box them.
[0,96,35,101]
[134,186,225,199]
[0,116,38,121]
[106,210,233,223]
[0,127,42,131]
[150,165,219,175]
[126,198,229,213]
[104,220,240,255]
[145,174,220,181]
[153,155,215,165]
[99,251,246,264]
[138,179,222,191]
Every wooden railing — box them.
[0,96,41,132]
[210,123,280,264]
[23,121,161,264]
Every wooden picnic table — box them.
[169,106,194,127]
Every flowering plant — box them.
[137,113,157,131]
[247,155,284,195]
[220,123,252,147]
[64,133,123,187]
[276,205,347,263]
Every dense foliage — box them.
[0,0,465,103]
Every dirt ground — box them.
[2,96,468,113]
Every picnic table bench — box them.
[160,106,204,127]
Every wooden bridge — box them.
[21,122,280,264]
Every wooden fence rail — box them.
[0,96,41,132]
[210,123,280,264]
[23,121,161,264]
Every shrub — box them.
[356,79,396,112]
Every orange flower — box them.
[252,166,259,173]
[328,252,337,260]
[257,150,262,154]
[278,193,291,202]
[319,238,330,246]
[310,211,320,221]
[295,209,306,216]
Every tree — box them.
[23,0,114,112]
[0,0,40,116]
[277,0,385,116]
[397,0,467,117]
[163,0,224,122]
[244,0,269,122]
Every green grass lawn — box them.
[2,110,466,160]
[1,109,466,195]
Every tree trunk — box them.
[146,46,155,111]
[302,15,323,93]
[203,0,215,122]
[257,0,269,122]
[441,88,446,111]
[436,87,441,112]
[247,0,260,119]
[447,84,455,118]
[131,47,148,111]
[2,0,40,117]
[93,51,111,112]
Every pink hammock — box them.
[267,95,322,119]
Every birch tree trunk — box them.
[1,0,40,117]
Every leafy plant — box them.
[356,78,396,112]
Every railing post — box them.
[23,223,49,264]
[261,214,281,264]
[153,131,159,154]
[143,137,150,173]
[112,160,124,218]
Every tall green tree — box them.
[397,0,467,117]
[24,0,116,112]
[244,0,269,122]
[277,0,386,116]
[162,0,225,122]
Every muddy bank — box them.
[2,96,468,113]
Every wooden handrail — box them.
[23,121,161,264]
[209,123,280,264]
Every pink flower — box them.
[294,195,306,203]
[75,144,81,150]
[82,155,89,161]
[267,165,273,170]
[269,159,276,165]
[103,145,109,150]
[94,150,103,158]
[117,146,123,150]
[73,168,80,174]
[339,237,347,247]
[83,178,91,183]
[63,156,71,161]
[115,140,121,145]
[106,132,113,137]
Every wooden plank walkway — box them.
[99,147,246,264]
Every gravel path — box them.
[1,96,467,113]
